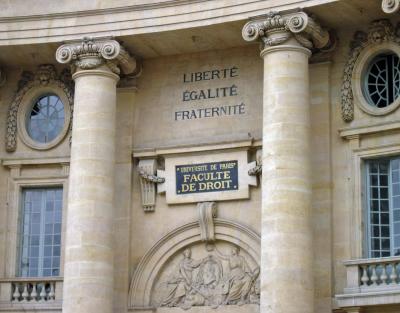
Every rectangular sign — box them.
[175,160,238,195]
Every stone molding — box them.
[382,0,400,14]
[242,11,334,52]
[56,37,138,76]
[339,120,400,140]
[0,1,333,46]
[341,19,400,122]
[5,65,74,152]
[128,218,260,309]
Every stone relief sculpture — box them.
[128,202,260,311]
[154,244,260,310]
[341,19,400,122]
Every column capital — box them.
[242,11,335,52]
[382,0,400,13]
[56,37,138,76]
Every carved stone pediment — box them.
[5,65,74,152]
[341,19,400,122]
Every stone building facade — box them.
[0,1,400,313]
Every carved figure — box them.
[157,245,260,309]
[161,249,202,308]
[216,246,260,305]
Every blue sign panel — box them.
[176,160,238,195]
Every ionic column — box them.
[56,38,137,313]
[243,12,334,313]
[382,0,400,14]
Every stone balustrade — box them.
[0,277,62,305]
[342,256,400,293]
[337,257,400,308]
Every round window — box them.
[26,94,65,143]
[363,53,400,108]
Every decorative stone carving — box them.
[382,0,400,14]
[242,11,334,51]
[138,159,165,212]
[128,219,260,310]
[248,149,262,176]
[341,19,400,122]
[198,202,217,243]
[56,37,138,75]
[5,65,74,152]
[154,244,260,310]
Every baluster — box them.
[381,263,388,285]
[390,262,398,284]
[361,265,369,286]
[21,284,29,302]
[371,265,378,286]
[31,283,38,301]
[48,282,55,301]
[12,283,20,302]
[39,283,47,301]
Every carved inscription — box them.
[175,66,246,121]
[176,161,238,195]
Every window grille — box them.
[364,53,400,108]
[26,94,65,143]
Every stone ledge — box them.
[156,304,259,313]
[129,304,259,313]
[339,121,400,139]
[2,157,70,167]
[336,290,400,308]
[133,139,261,158]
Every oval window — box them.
[363,53,400,108]
[26,94,65,143]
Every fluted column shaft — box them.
[261,39,313,313]
[56,38,137,313]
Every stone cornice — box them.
[0,0,337,46]
[55,37,138,76]
[382,0,400,14]
[242,11,334,52]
